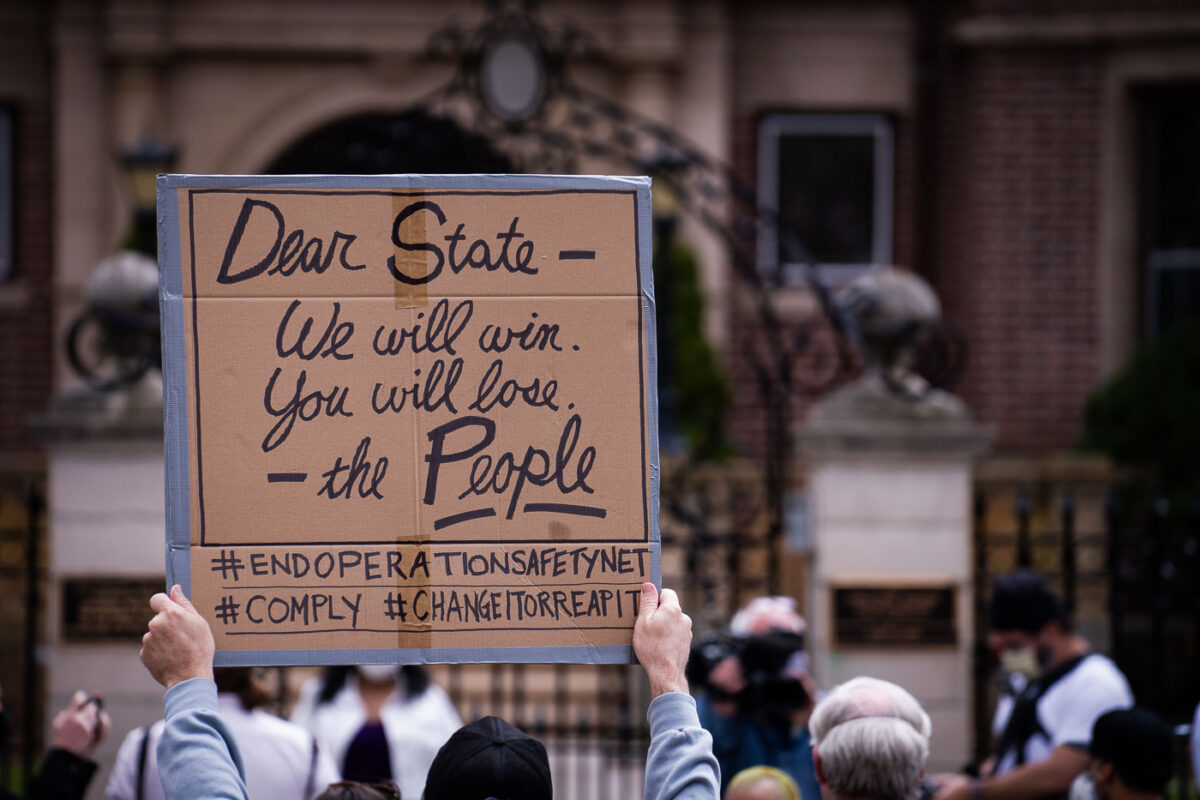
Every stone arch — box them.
[206,69,450,175]
[265,108,512,174]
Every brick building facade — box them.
[0,0,1197,481]
[0,0,1195,465]
[727,0,1200,459]
[2,2,1199,789]
[8,0,1194,465]
[0,1,53,465]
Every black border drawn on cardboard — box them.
[186,188,649,548]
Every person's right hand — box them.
[632,582,692,698]
[50,690,110,755]
[705,655,744,715]
[140,584,215,689]
[708,655,746,695]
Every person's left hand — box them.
[929,773,972,800]
[140,585,215,689]
[50,690,111,755]
[789,669,821,728]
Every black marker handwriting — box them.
[261,368,353,452]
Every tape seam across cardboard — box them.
[392,192,429,309]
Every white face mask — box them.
[356,665,397,683]
[1068,773,1100,800]
[999,647,1039,679]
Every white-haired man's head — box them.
[808,677,932,800]
[730,596,806,637]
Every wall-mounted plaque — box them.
[832,584,957,647]
[61,577,164,641]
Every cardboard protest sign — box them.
[158,175,659,665]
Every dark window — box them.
[1137,85,1200,336]
[758,113,893,281]
[0,108,12,282]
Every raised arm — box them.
[140,585,249,800]
[25,691,111,800]
[634,582,721,800]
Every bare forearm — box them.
[977,750,1087,799]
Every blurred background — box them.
[1,0,1199,797]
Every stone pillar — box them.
[799,400,989,771]
[32,376,165,799]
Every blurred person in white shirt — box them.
[933,570,1133,800]
[106,667,337,800]
[290,666,461,800]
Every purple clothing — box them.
[341,722,393,783]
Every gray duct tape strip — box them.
[158,178,192,599]
[635,180,663,592]
[157,173,651,192]
[218,644,635,666]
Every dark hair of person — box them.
[316,666,430,705]
[213,667,272,711]
[988,569,1070,635]
[314,781,399,800]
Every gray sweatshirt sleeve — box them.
[157,678,249,800]
[643,693,720,800]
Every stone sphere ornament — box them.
[812,266,969,422]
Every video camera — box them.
[686,630,810,723]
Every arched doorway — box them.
[265,109,515,175]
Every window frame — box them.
[0,106,12,283]
[1145,248,1200,335]
[1135,84,1200,337]
[756,112,895,284]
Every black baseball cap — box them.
[423,716,553,800]
[988,569,1065,634]
[1089,707,1174,793]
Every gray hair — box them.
[809,677,932,800]
[729,596,806,637]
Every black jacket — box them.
[1,749,97,800]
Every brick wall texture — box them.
[0,8,52,461]
[936,48,1104,453]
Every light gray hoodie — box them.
[158,678,720,800]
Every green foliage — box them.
[655,241,732,460]
[1080,321,1200,495]
[2,760,28,794]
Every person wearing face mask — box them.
[290,665,461,800]
[1067,707,1174,800]
[932,570,1133,800]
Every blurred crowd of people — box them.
[685,568,1179,800]
[1,569,1191,800]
